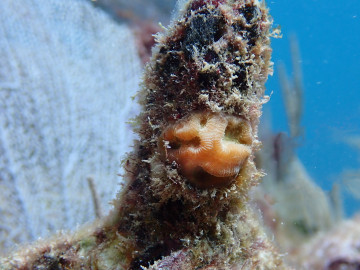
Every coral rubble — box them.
[0,0,289,269]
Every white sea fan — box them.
[0,0,141,254]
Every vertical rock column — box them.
[113,0,287,269]
[1,1,290,269]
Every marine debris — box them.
[1,0,289,269]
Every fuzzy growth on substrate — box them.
[0,0,289,269]
[112,0,287,268]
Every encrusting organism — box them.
[159,112,252,188]
[0,0,291,269]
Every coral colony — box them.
[160,112,252,188]
[1,0,289,269]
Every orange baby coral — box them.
[160,112,253,188]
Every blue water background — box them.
[266,0,360,216]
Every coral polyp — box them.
[160,112,252,188]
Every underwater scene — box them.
[0,0,359,269]
[267,0,360,217]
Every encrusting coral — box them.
[0,0,290,269]
[160,112,252,188]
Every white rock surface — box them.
[0,0,141,254]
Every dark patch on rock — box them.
[33,254,65,270]
[246,24,259,47]
[204,49,219,63]
[162,52,181,76]
[239,4,258,24]
[156,199,185,225]
[198,71,220,89]
[233,62,249,92]
[130,239,181,270]
[232,22,259,47]
[183,12,225,57]
[191,0,206,11]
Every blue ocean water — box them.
[266,0,360,216]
